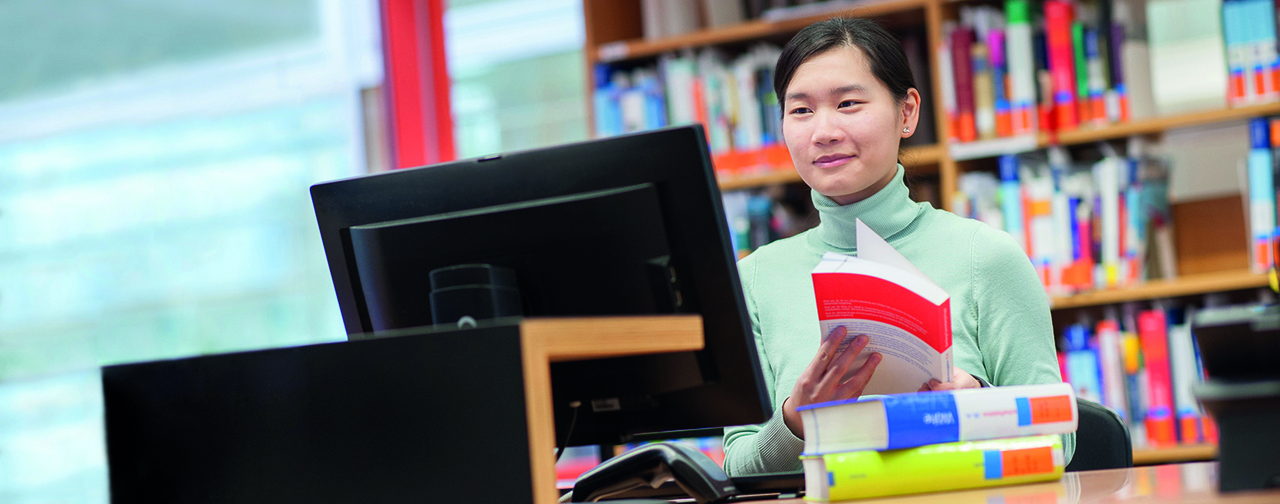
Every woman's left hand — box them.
[919,368,982,392]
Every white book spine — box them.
[800,383,1078,454]
[1006,21,1037,134]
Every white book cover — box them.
[797,382,1078,455]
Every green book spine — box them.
[1073,22,1089,101]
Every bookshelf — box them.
[583,0,1275,290]
[1050,271,1271,310]
[592,0,931,63]
[582,3,1264,472]
[1046,102,1280,148]
[1133,444,1219,466]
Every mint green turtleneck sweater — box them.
[722,166,1074,475]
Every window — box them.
[0,1,382,500]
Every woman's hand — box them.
[781,326,882,438]
[918,367,982,392]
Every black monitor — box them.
[310,125,770,446]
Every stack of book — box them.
[797,383,1078,501]
[1058,305,1220,450]
[800,221,1078,501]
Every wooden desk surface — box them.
[766,462,1279,503]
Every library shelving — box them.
[582,0,1271,466]
[590,0,931,63]
[1050,271,1270,310]
[1046,102,1280,148]
[1133,444,1219,466]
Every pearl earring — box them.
[903,128,910,133]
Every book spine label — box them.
[811,435,1064,501]
[953,384,1076,440]
[813,383,1078,452]
[882,393,961,449]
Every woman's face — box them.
[781,45,920,205]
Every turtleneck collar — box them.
[808,165,925,253]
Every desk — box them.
[763,463,1279,503]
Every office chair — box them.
[1065,398,1133,472]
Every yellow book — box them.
[802,435,1064,502]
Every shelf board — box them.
[943,102,1280,160]
[594,0,929,62]
[715,143,943,191]
[1132,443,1218,466]
[1050,271,1270,310]
[1045,102,1280,146]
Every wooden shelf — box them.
[716,143,944,191]
[945,102,1280,161]
[1049,271,1269,310]
[595,0,929,62]
[1133,444,1218,466]
[1044,101,1280,147]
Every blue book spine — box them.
[1064,324,1104,404]
[1249,118,1275,271]
[999,155,1027,251]
[879,393,961,449]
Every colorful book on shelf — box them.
[1145,0,1228,115]
[1138,308,1177,446]
[797,383,1077,455]
[1045,0,1078,131]
[812,220,952,396]
[801,435,1065,502]
[1248,118,1275,273]
[938,24,960,142]
[951,26,978,142]
[1167,313,1203,444]
[1006,0,1038,135]
[1095,319,1130,421]
[1063,324,1103,405]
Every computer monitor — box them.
[310,125,770,446]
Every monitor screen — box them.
[310,125,770,445]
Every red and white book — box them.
[812,219,953,395]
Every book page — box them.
[856,218,931,282]
[823,317,953,395]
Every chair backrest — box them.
[1065,398,1133,472]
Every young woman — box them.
[721,17,1073,476]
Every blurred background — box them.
[0,1,588,501]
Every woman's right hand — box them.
[781,325,882,438]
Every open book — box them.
[812,219,952,395]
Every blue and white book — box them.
[797,383,1077,455]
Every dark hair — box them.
[774,17,916,111]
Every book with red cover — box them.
[1044,0,1078,131]
[811,219,953,395]
[951,26,977,142]
[1138,309,1176,446]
